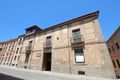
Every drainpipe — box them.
[67,25,72,74]
[19,37,24,68]
[29,34,36,69]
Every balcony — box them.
[43,42,52,53]
[44,48,52,53]
[71,35,84,47]
[26,46,32,53]
[71,35,84,43]
[43,42,52,48]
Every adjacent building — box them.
[107,26,120,78]
[0,11,115,78]
[0,35,24,66]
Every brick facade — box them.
[107,26,120,78]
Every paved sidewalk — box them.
[0,65,117,80]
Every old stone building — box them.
[0,11,115,78]
[107,26,120,78]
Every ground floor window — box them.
[78,71,85,75]
[74,47,85,63]
[115,71,120,78]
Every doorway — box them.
[42,53,52,71]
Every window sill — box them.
[74,63,87,66]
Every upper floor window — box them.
[46,36,52,44]
[27,31,31,34]
[72,29,81,43]
[108,48,111,53]
[32,29,36,32]
[72,29,80,38]
[74,47,85,63]
[112,60,116,68]
[0,48,2,51]
[29,41,33,47]
[116,42,120,49]
[112,45,114,52]
[27,41,33,50]
[14,56,17,61]
[16,48,19,54]
[116,59,120,68]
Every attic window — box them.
[32,29,36,32]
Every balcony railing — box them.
[71,35,84,43]
[26,46,32,52]
[43,42,52,48]
[44,48,52,53]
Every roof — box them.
[107,26,120,42]
[24,11,99,38]
[25,25,42,31]
[42,11,99,31]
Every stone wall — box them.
[18,14,115,78]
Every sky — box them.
[0,0,120,42]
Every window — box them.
[78,71,85,75]
[32,29,36,32]
[116,42,120,49]
[112,60,116,68]
[72,29,81,43]
[0,48,2,51]
[112,45,114,52]
[46,36,52,46]
[46,36,51,43]
[14,56,17,61]
[116,59,120,68]
[29,41,33,47]
[74,47,85,63]
[108,48,111,53]
[28,41,33,50]
[16,48,19,54]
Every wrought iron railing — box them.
[71,35,84,43]
[43,42,52,48]
[26,46,32,51]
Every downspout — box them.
[19,37,24,67]
[29,34,36,69]
[67,25,72,74]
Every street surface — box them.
[0,65,115,80]
[0,73,23,80]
